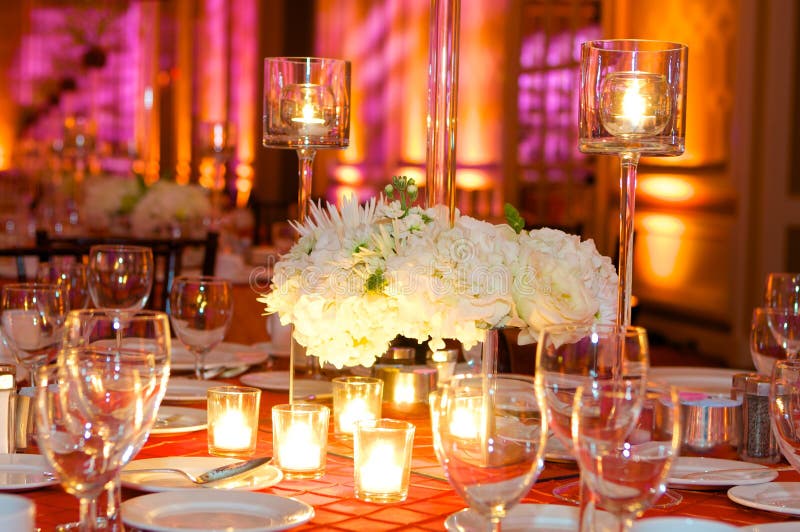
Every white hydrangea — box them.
[129,182,211,237]
[81,175,142,230]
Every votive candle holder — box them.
[354,418,415,503]
[332,376,383,437]
[207,386,261,458]
[272,403,330,479]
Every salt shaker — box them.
[739,374,781,464]
[0,364,15,454]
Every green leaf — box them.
[504,203,525,234]
[366,269,387,292]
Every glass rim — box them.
[264,56,350,66]
[537,322,648,335]
[1,282,61,292]
[172,275,231,285]
[207,385,261,396]
[89,244,153,253]
[354,418,414,431]
[331,376,382,385]
[272,403,329,414]
[66,308,168,320]
[583,38,687,52]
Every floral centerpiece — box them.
[259,177,617,368]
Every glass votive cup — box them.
[272,403,330,479]
[207,386,261,458]
[332,376,383,438]
[353,418,415,503]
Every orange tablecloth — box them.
[22,373,800,531]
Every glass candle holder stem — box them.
[618,151,640,327]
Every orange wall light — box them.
[639,176,695,202]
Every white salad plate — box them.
[171,343,270,372]
[240,371,332,398]
[150,406,207,435]
[0,455,58,491]
[445,503,615,531]
[649,367,745,396]
[163,378,227,402]
[121,490,312,532]
[668,457,779,490]
[251,342,291,359]
[121,457,282,492]
[728,482,800,516]
[739,524,800,531]
[631,517,738,532]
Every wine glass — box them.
[764,307,800,360]
[534,323,652,528]
[751,307,789,375]
[764,272,800,311]
[37,256,90,311]
[0,283,68,385]
[88,244,154,311]
[59,308,171,530]
[579,40,688,326]
[769,359,800,473]
[263,57,350,391]
[168,276,233,379]
[35,364,120,531]
[572,382,680,532]
[433,373,547,532]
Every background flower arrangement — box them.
[81,175,211,237]
[260,177,618,369]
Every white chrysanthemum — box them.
[129,182,210,237]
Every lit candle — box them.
[291,103,329,136]
[393,382,416,404]
[600,71,670,137]
[212,123,225,151]
[449,405,479,439]
[278,420,321,471]
[212,409,252,451]
[339,397,373,434]
[281,83,332,137]
[359,441,403,494]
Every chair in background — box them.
[33,230,219,311]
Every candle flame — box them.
[621,80,646,127]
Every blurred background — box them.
[0,0,796,369]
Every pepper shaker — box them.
[739,375,781,464]
[0,364,15,454]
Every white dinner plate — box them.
[668,457,779,490]
[649,367,745,396]
[251,342,291,359]
[739,524,800,531]
[631,517,738,531]
[0,455,58,491]
[240,371,332,399]
[728,482,800,516]
[171,343,270,372]
[121,490,312,532]
[121,457,282,492]
[164,378,227,402]
[150,406,207,435]
[445,503,615,531]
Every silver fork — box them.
[122,456,272,485]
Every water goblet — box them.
[534,323,652,526]
[168,276,233,379]
[764,272,800,311]
[0,282,68,385]
[37,256,90,311]
[59,309,171,529]
[769,359,800,473]
[751,307,789,375]
[572,382,680,532]
[433,373,547,532]
[88,244,154,311]
[764,307,800,360]
[35,364,119,532]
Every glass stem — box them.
[77,495,98,532]
[296,148,316,224]
[194,349,209,380]
[617,152,640,327]
[577,471,597,532]
[104,477,124,531]
[481,327,499,376]
[489,517,502,532]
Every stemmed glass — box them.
[0,283,68,385]
[168,276,233,379]
[534,323,652,529]
[88,244,154,312]
[263,57,350,394]
[764,307,800,360]
[432,373,547,532]
[37,257,90,311]
[751,307,792,375]
[769,359,800,473]
[579,40,688,326]
[59,309,171,530]
[572,382,681,532]
[764,272,800,311]
[35,364,120,532]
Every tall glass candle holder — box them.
[579,40,688,326]
[263,57,351,396]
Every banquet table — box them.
[21,369,800,532]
